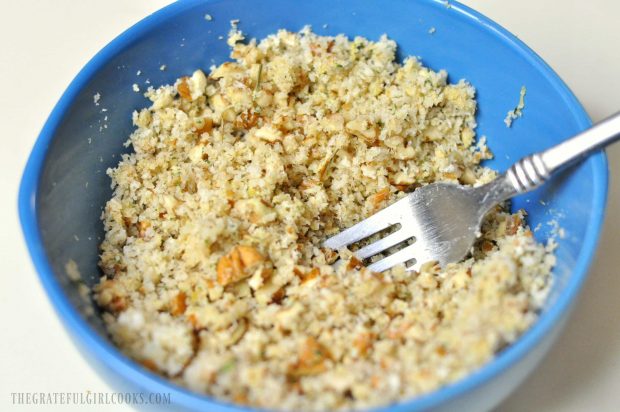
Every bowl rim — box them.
[18,0,608,411]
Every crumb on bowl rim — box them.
[17,0,608,411]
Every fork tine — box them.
[405,258,426,273]
[366,242,428,273]
[355,229,413,259]
[322,200,406,250]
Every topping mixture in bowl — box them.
[95,28,554,411]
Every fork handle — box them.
[506,111,620,192]
[479,111,620,208]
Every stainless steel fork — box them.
[324,112,620,272]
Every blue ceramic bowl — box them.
[19,0,607,411]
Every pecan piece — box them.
[288,337,332,377]
[217,246,265,286]
[170,291,187,316]
[370,187,390,210]
[177,77,192,100]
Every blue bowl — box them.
[18,0,607,411]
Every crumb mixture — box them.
[95,28,554,411]
[504,85,527,128]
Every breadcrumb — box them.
[504,85,527,127]
[65,259,81,282]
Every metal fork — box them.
[324,112,620,272]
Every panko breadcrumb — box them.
[95,28,554,411]
[504,85,527,127]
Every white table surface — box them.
[1,1,618,411]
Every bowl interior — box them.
[23,0,605,410]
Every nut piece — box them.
[288,337,332,377]
[195,117,213,135]
[95,279,128,313]
[178,70,207,101]
[210,94,229,113]
[138,220,151,238]
[346,117,378,143]
[236,110,260,130]
[322,113,345,133]
[347,256,364,271]
[506,214,522,236]
[141,358,159,372]
[188,144,205,163]
[233,198,276,225]
[255,125,283,142]
[370,188,390,210]
[389,172,416,189]
[226,318,248,346]
[353,332,376,357]
[177,77,192,100]
[170,291,187,316]
[217,246,265,286]
[294,267,320,285]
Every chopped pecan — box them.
[347,256,364,271]
[138,220,151,238]
[187,313,200,329]
[170,291,187,316]
[178,77,192,100]
[141,358,159,372]
[299,178,319,190]
[294,267,320,285]
[370,375,381,388]
[109,295,127,313]
[233,393,249,405]
[255,124,282,142]
[217,245,265,286]
[233,198,275,225]
[392,184,410,191]
[235,109,259,129]
[326,40,335,53]
[96,279,127,313]
[195,117,213,134]
[506,214,522,235]
[226,318,248,346]
[346,118,378,144]
[353,332,376,357]
[309,43,321,56]
[387,321,412,340]
[271,287,286,304]
[370,188,390,210]
[288,337,332,377]
[481,240,495,252]
[322,248,338,264]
